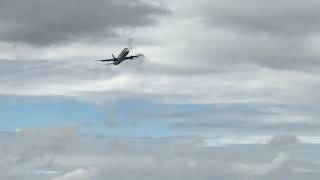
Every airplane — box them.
[96,48,144,65]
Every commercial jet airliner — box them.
[96,48,144,65]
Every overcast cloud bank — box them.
[1,0,320,179]
[0,127,320,180]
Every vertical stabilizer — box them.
[112,54,116,61]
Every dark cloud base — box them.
[0,0,170,46]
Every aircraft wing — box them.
[96,59,114,62]
[124,54,144,60]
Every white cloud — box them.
[53,169,96,180]
[235,153,289,177]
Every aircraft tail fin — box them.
[112,54,116,61]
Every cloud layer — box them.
[1,1,320,179]
[1,127,320,180]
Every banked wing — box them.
[96,58,114,62]
[124,54,144,60]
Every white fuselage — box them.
[114,48,130,65]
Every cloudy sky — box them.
[1,0,320,179]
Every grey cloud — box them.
[268,135,301,147]
[197,0,320,36]
[131,102,320,136]
[0,59,115,88]
[19,125,80,153]
[155,0,320,71]
[0,0,169,46]
[1,126,320,180]
[173,116,320,136]
[174,28,320,71]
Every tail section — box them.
[112,54,116,62]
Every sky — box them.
[1,0,320,179]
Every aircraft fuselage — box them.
[114,48,130,65]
